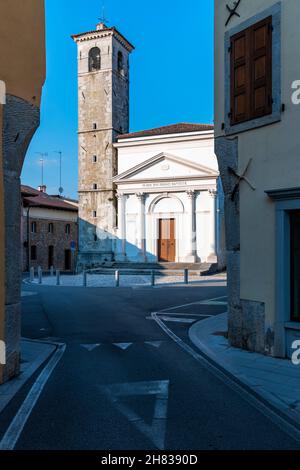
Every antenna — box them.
[36,152,48,187]
[54,151,64,195]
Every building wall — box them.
[0,1,45,383]
[74,27,133,269]
[214,0,300,356]
[22,209,78,272]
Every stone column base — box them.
[184,254,197,263]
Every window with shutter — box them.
[230,16,272,126]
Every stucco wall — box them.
[215,0,300,355]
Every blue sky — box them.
[21,0,214,199]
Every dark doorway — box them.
[48,245,54,270]
[158,219,176,262]
[290,211,300,322]
[64,249,72,271]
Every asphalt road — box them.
[0,280,299,450]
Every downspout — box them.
[26,206,31,272]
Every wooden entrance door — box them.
[158,219,176,262]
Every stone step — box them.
[89,262,218,276]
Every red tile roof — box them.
[118,123,214,140]
[21,185,78,212]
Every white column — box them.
[117,193,127,261]
[185,190,196,263]
[208,189,217,263]
[137,193,146,262]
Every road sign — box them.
[70,241,76,252]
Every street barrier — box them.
[115,270,120,287]
[56,270,60,286]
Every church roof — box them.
[118,123,214,140]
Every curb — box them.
[189,314,300,435]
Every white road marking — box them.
[198,300,228,306]
[145,341,163,349]
[0,344,66,450]
[158,312,213,317]
[81,344,101,351]
[113,343,133,351]
[100,380,169,450]
[158,316,196,324]
[157,296,227,314]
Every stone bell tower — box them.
[72,22,134,269]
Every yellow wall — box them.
[0,0,46,105]
[0,1,45,381]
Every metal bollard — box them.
[50,266,54,277]
[30,267,35,282]
[38,267,42,285]
[83,270,87,287]
[115,270,120,288]
[184,268,189,285]
[151,270,155,287]
[56,270,60,286]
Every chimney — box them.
[38,185,47,193]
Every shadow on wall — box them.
[76,217,224,271]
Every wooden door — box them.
[158,219,175,262]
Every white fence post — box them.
[115,270,120,288]
[56,270,60,286]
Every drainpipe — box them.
[26,206,31,272]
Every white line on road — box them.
[157,316,196,324]
[81,344,101,351]
[113,343,133,351]
[156,296,227,314]
[157,312,213,317]
[0,344,66,450]
[145,341,163,348]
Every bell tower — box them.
[72,22,134,268]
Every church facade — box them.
[113,124,225,265]
[73,21,225,268]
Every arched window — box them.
[65,224,71,235]
[89,47,101,72]
[48,223,54,234]
[118,51,124,74]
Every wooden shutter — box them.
[250,16,273,118]
[230,30,250,125]
[230,16,273,126]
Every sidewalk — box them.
[189,313,300,428]
[0,339,56,414]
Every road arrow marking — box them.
[81,344,101,351]
[145,341,163,349]
[100,380,169,450]
[113,343,133,351]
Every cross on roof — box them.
[98,5,108,24]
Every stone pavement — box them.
[189,313,300,428]
[0,339,56,414]
[28,272,227,288]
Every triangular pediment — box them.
[113,153,218,183]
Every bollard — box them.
[83,270,87,287]
[115,270,120,288]
[30,267,35,282]
[56,270,60,286]
[38,267,42,285]
[50,266,54,277]
[151,270,155,287]
[184,268,189,285]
